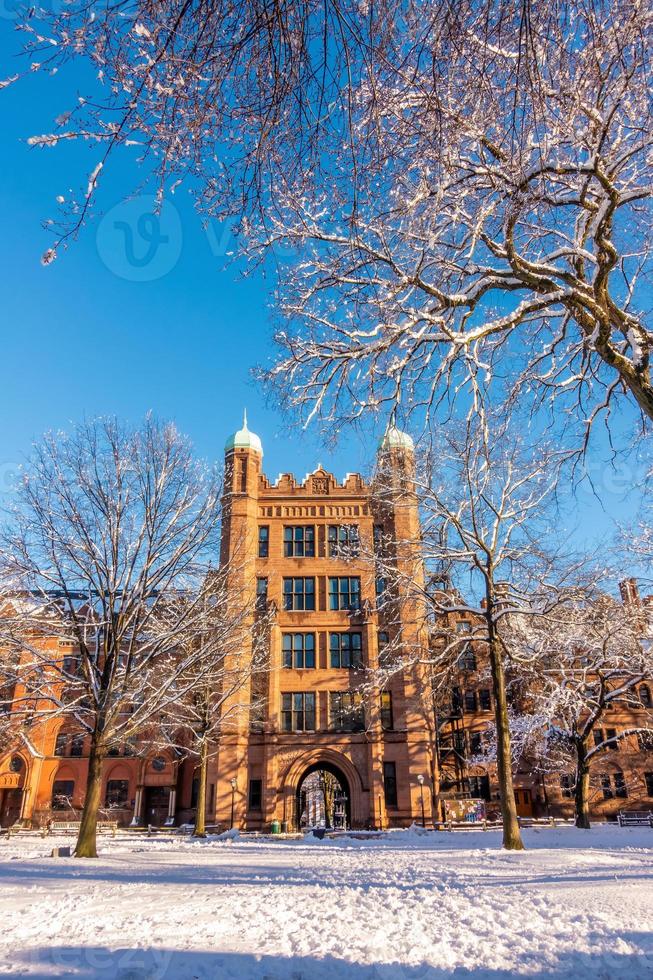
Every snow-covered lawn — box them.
[1,825,652,979]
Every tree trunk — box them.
[487,603,524,851]
[574,745,591,829]
[75,735,105,858]
[193,738,209,838]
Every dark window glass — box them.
[383,761,398,808]
[469,732,483,755]
[458,644,476,671]
[282,633,315,669]
[645,772,653,797]
[70,734,84,757]
[62,654,80,675]
[601,774,614,799]
[640,685,652,708]
[190,778,199,809]
[468,774,490,801]
[281,692,316,731]
[380,692,393,730]
[256,577,268,609]
[328,525,359,558]
[614,771,628,798]
[373,525,385,555]
[54,733,68,756]
[560,774,574,798]
[378,631,391,664]
[330,632,363,669]
[52,780,75,809]
[328,577,361,611]
[258,526,269,558]
[451,686,463,713]
[453,731,466,757]
[638,731,653,751]
[284,526,315,558]
[594,729,604,747]
[479,689,492,712]
[282,578,316,611]
[330,691,365,731]
[606,728,619,751]
[105,779,129,808]
[464,690,477,713]
[248,779,262,810]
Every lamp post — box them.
[230,777,237,830]
[417,774,425,828]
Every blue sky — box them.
[0,22,377,488]
[0,21,645,560]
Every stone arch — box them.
[105,763,130,783]
[281,748,366,828]
[51,764,77,811]
[0,750,28,789]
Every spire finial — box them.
[243,408,248,431]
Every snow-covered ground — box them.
[1,825,652,979]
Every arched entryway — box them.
[282,749,365,831]
[296,762,350,831]
[0,753,27,828]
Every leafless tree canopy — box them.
[0,416,227,854]
[13,2,652,439]
[0,416,222,738]
[261,1,653,435]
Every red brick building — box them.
[0,419,435,831]
[1,418,651,830]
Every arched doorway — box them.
[0,754,27,828]
[295,762,351,832]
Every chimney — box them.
[619,577,641,607]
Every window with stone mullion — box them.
[281,692,316,731]
[329,691,365,732]
[282,633,316,669]
[330,632,363,668]
[284,525,315,558]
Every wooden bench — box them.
[617,811,653,827]
[47,820,118,837]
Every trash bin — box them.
[270,820,281,835]
[281,821,289,834]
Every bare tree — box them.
[0,416,225,858]
[165,569,270,838]
[519,589,653,828]
[10,4,652,436]
[261,2,653,436]
[371,410,579,849]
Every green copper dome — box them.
[378,424,415,452]
[225,411,263,455]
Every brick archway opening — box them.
[283,749,364,829]
[296,762,350,831]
